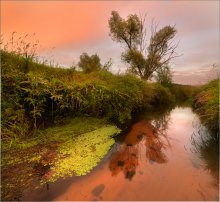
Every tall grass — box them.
[193,79,219,136]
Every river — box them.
[22,107,219,201]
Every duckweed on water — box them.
[2,117,109,151]
[2,116,121,196]
[48,125,121,182]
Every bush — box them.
[1,51,30,140]
[150,83,175,105]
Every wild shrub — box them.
[193,79,219,136]
[150,83,175,105]
[1,51,30,140]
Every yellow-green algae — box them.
[2,117,121,186]
[2,117,109,151]
[48,125,121,182]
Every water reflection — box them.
[109,109,171,180]
[191,125,219,186]
[20,107,219,201]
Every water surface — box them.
[22,107,219,201]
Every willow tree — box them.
[155,65,173,86]
[109,11,178,80]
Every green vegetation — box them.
[50,125,120,181]
[193,79,219,136]
[170,83,197,103]
[109,11,178,80]
[155,65,173,87]
[78,52,112,72]
[1,49,180,143]
[78,52,102,73]
[1,117,120,200]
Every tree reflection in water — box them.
[191,125,219,186]
[109,110,171,180]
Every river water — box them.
[22,107,219,201]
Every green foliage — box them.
[170,83,197,102]
[122,49,146,77]
[155,65,172,87]
[150,83,175,105]
[77,53,113,73]
[1,51,30,141]
[108,11,142,50]
[109,11,177,80]
[1,50,177,141]
[78,52,102,73]
[144,26,177,80]
[148,26,176,55]
[22,76,47,132]
[193,79,219,136]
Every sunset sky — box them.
[1,1,219,85]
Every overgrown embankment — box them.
[1,50,177,143]
[193,79,219,136]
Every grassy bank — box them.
[1,50,178,142]
[193,79,219,136]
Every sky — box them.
[1,1,219,85]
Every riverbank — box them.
[2,50,178,140]
[193,78,219,136]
